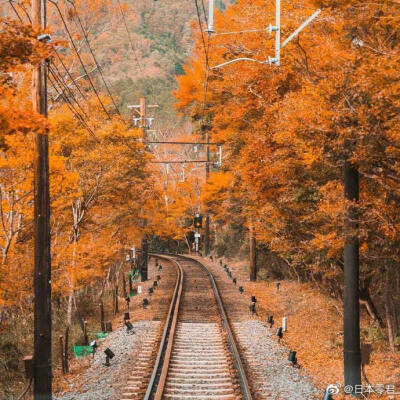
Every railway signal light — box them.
[267,315,274,327]
[250,302,256,314]
[143,298,149,308]
[251,295,257,303]
[233,278,237,285]
[194,214,203,228]
[239,286,244,294]
[124,312,130,321]
[148,287,153,295]
[153,281,158,288]
[157,275,161,281]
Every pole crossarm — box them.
[214,28,268,36]
[151,160,212,164]
[147,141,223,146]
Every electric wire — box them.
[194,0,209,69]
[115,0,144,76]
[7,0,153,152]
[65,0,121,117]
[16,0,32,23]
[8,1,133,148]
[115,0,157,104]
[200,0,208,25]
[7,1,23,23]
[48,69,99,141]
[48,68,90,130]
[48,0,112,119]
[50,62,89,118]
[54,51,88,100]
[7,0,32,23]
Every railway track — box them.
[142,254,253,400]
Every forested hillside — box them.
[1,0,399,398]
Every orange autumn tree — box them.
[176,0,400,342]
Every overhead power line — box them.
[48,67,98,140]
[65,0,121,117]
[115,0,157,104]
[49,0,112,119]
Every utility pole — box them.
[32,0,52,398]
[128,97,158,143]
[344,161,361,394]
[140,97,146,142]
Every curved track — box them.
[144,254,253,400]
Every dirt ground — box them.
[208,256,400,400]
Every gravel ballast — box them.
[234,320,319,399]
[55,320,160,400]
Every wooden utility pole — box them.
[249,225,257,281]
[32,0,52,398]
[140,97,147,142]
[343,161,361,393]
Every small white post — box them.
[207,0,215,33]
[218,145,222,166]
[283,316,287,332]
[137,285,142,294]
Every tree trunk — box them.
[386,290,396,352]
[359,287,384,328]
[122,274,127,298]
[114,284,119,314]
[249,225,257,281]
[64,326,69,373]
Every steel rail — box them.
[143,255,183,400]
[144,253,253,400]
[177,254,254,400]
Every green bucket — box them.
[96,332,108,339]
[73,345,93,358]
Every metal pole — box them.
[275,0,281,66]
[32,0,52,398]
[343,161,361,394]
[207,0,214,33]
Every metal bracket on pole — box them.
[211,0,321,69]
[280,9,321,49]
